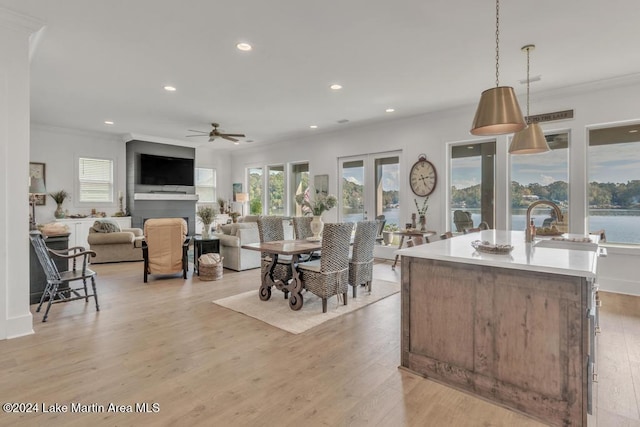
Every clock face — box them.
[410,159,437,196]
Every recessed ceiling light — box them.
[104,120,114,125]
[467,146,474,149]
[629,129,638,133]
[236,42,252,51]
[233,141,240,145]
[385,108,395,113]
[163,86,177,92]
[309,125,318,129]
[330,84,342,90]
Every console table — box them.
[29,234,69,304]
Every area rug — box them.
[212,279,400,334]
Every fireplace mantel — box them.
[134,193,199,201]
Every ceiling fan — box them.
[186,123,246,142]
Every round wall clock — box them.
[409,155,437,197]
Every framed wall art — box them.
[314,174,328,196]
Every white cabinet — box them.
[56,217,132,249]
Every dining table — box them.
[391,229,437,270]
[241,239,322,311]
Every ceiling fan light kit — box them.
[509,44,550,154]
[470,0,526,136]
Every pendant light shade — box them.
[509,122,548,154]
[471,87,526,135]
[470,0,526,136]
[508,44,550,154]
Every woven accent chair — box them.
[29,231,99,322]
[298,222,354,313]
[292,216,313,239]
[142,218,191,283]
[348,221,377,297]
[453,210,474,232]
[257,216,293,295]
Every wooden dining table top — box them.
[242,239,322,255]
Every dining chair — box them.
[440,231,454,240]
[257,216,293,296]
[348,221,377,297]
[292,216,313,240]
[374,215,386,244]
[29,231,99,322]
[142,218,191,283]
[298,222,354,313]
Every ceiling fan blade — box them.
[187,129,208,133]
[221,133,245,138]
[186,135,206,137]
[222,135,239,142]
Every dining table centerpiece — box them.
[295,189,337,240]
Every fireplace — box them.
[132,193,198,236]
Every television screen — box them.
[140,153,194,186]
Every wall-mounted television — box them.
[140,153,194,186]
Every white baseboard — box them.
[598,277,640,297]
[5,312,34,339]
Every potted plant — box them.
[229,212,241,223]
[382,223,399,246]
[49,190,69,219]
[196,205,217,238]
[294,189,338,240]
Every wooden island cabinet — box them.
[398,230,600,427]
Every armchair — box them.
[142,218,191,283]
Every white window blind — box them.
[79,157,113,202]
[195,167,216,203]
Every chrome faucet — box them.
[525,200,564,242]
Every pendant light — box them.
[509,44,550,154]
[470,0,526,136]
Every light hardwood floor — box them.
[1,260,639,426]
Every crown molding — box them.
[0,7,44,34]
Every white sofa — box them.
[213,222,261,271]
[212,216,294,271]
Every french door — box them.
[338,151,401,226]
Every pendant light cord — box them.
[495,0,500,87]
[525,46,531,122]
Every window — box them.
[195,167,216,206]
[589,124,640,244]
[78,157,113,203]
[267,165,285,216]
[290,162,309,216]
[375,156,399,226]
[510,132,569,231]
[450,141,496,231]
[248,167,263,215]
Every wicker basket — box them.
[199,253,223,281]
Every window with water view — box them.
[589,124,640,244]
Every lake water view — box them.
[346,207,640,244]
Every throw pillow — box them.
[92,219,121,233]
[220,224,234,235]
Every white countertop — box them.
[397,230,598,278]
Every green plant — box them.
[295,191,337,216]
[383,223,399,232]
[49,190,69,205]
[196,205,216,224]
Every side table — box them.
[193,235,220,275]
[391,229,437,270]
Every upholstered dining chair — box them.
[142,218,190,283]
[298,222,354,313]
[257,216,293,295]
[348,221,378,297]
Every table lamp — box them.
[29,176,47,230]
[235,192,248,217]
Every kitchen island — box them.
[398,230,599,427]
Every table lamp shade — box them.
[29,177,46,194]
[235,192,248,203]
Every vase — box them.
[54,203,65,219]
[310,215,324,240]
[419,215,426,231]
[201,223,211,239]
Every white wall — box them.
[229,77,640,295]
